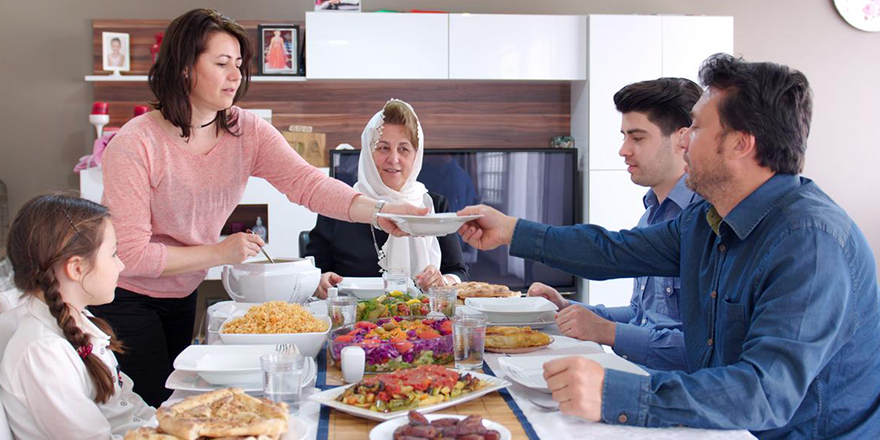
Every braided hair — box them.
[6,193,123,403]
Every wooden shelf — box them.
[85,75,307,82]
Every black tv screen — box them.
[329,148,579,293]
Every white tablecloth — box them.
[171,301,756,439]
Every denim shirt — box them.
[510,174,880,438]
[585,175,700,371]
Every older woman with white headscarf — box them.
[305,99,468,298]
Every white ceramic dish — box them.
[219,313,331,358]
[173,344,277,385]
[376,213,483,237]
[497,352,648,394]
[369,414,512,440]
[166,356,317,393]
[310,370,510,421]
[485,311,556,328]
[337,277,420,299]
[465,297,557,323]
[221,257,321,304]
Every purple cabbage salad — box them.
[330,318,453,366]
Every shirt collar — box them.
[714,173,801,240]
[644,174,697,210]
[25,296,110,343]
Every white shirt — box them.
[0,297,155,440]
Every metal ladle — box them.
[246,229,275,263]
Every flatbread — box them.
[123,427,281,440]
[454,281,521,298]
[156,388,288,440]
[485,326,553,352]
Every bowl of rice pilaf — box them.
[219,301,331,357]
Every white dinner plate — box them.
[486,311,556,328]
[376,213,483,237]
[310,369,510,421]
[465,297,558,323]
[497,352,648,394]
[174,344,277,385]
[166,356,317,393]
[369,414,512,440]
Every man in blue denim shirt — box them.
[456,54,880,438]
[530,78,702,371]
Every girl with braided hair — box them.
[0,194,153,439]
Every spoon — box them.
[246,229,275,263]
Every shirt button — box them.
[622,355,628,360]
[618,413,628,423]
[665,287,672,293]
[641,318,647,325]
[640,284,646,291]
[710,291,717,299]
[708,338,714,346]
[100,347,105,355]
[718,244,727,252]
[120,401,128,407]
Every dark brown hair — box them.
[383,100,420,150]
[149,8,254,139]
[614,78,702,136]
[6,194,123,404]
[699,53,812,174]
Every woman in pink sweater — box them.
[93,8,424,407]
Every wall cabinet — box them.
[305,12,448,79]
[448,14,587,80]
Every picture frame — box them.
[257,25,300,76]
[315,0,362,11]
[102,32,130,74]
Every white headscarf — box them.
[353,99,442,278]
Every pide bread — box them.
[154,388,288,440]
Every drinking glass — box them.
[327,295,357,329]
[260,352,304,412]
[383,268,408,295]
[453,311,487,370]
[427,285,457,318]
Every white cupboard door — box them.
[587,15,662,171]
[661,16,734,83]
[586,169,647,306]
[305,12,448,79]
[449,14,587,80]
[587,169,646,233]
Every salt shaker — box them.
[341,345,365,383]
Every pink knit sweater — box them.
[101,107,358,298]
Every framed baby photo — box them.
[102,32,130,73]
[258,25,300,76]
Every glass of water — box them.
[383,268,408,295]
[327,295,357,329]
[427,285,457,318]
[453,310,487,370]
[260,352,304,413]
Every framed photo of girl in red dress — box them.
[258,25,300,76]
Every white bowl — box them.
[173,344,276,385]
[337,277,420,299]
[221,257,321,304]
[218,314,331,358]
[369,414,511,440]
[376,213,483,237]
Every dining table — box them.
[166,300,757,440]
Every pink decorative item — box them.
[150,32,164,64]
[74,131,116,173]
[89,101,110,139]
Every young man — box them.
[530,78,702,371]
[456,54,880,438]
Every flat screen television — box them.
[329,148,579,293]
